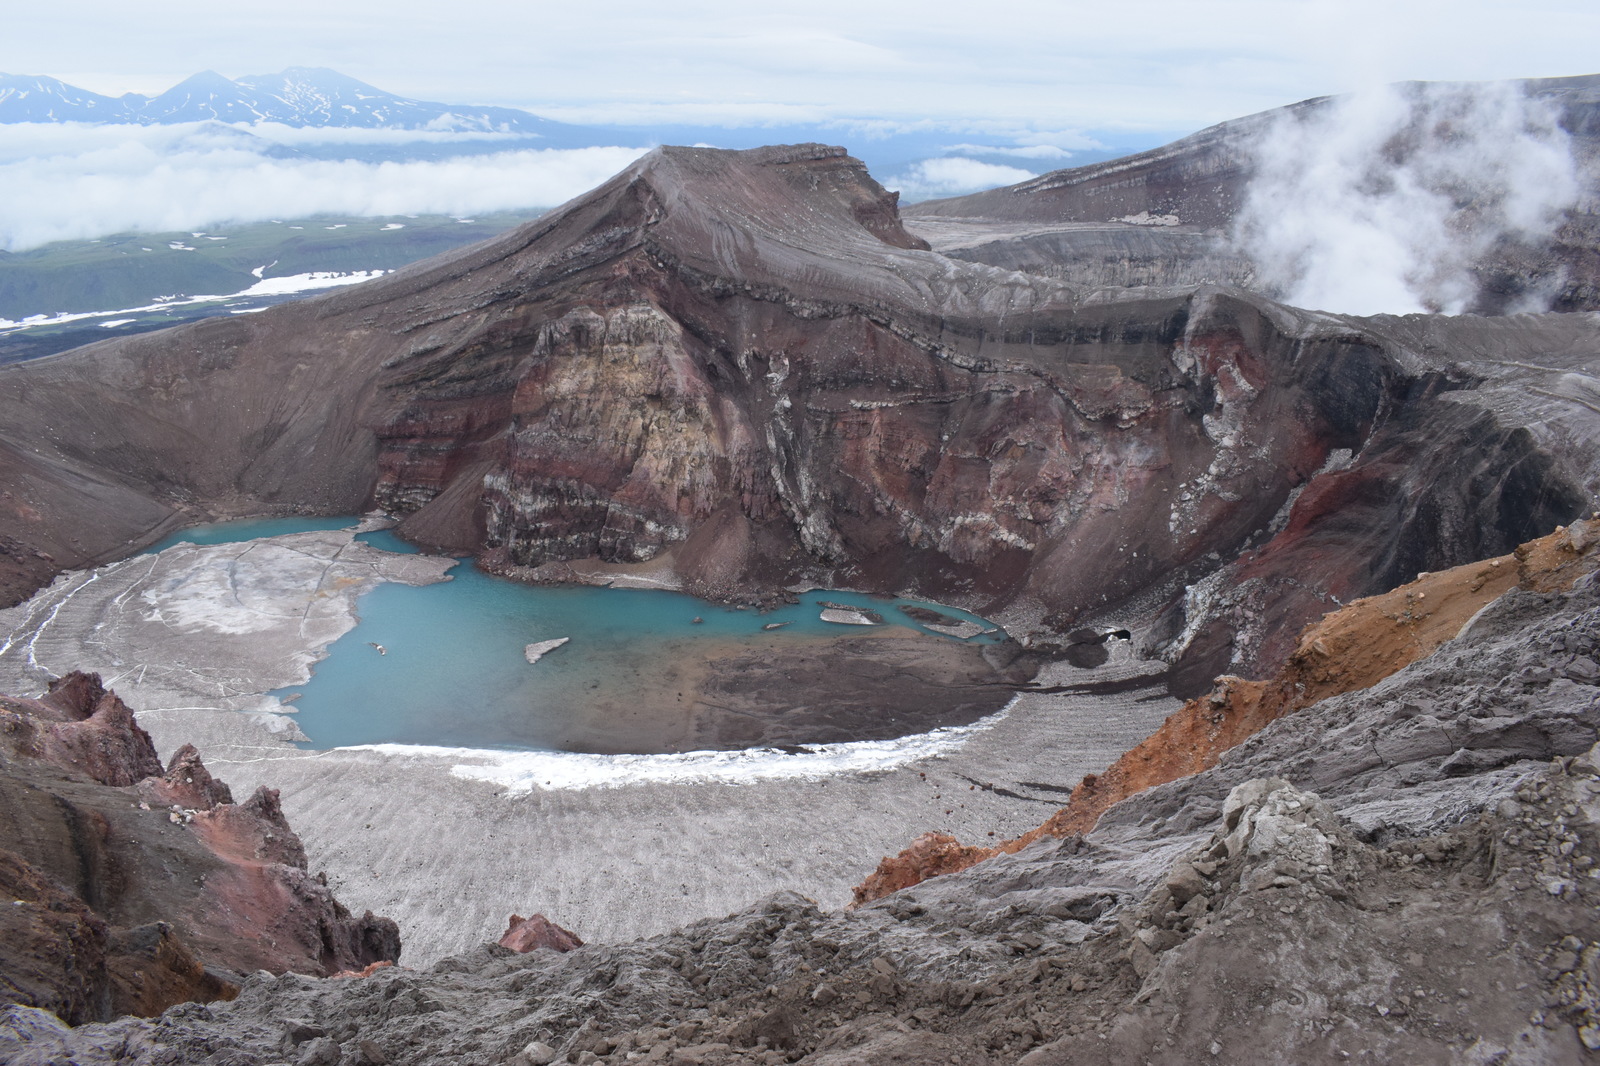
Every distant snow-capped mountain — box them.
[0,67,563,133]
[0,73,140,122]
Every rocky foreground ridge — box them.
[1,132,1598,694]
[5,520,1600,1063]
[0,673,399,1024]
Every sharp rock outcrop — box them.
[0,672,400,1023]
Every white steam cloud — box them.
[886,156,1036,201]
[0,123,648,250]
[1234,82,1581,316]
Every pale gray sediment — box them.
[819,607,879,625]
[0,529,1179,967]
[191,655,1175,967]
[0,528,454,715]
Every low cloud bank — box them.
[886,156,1036,201]
[941,143,1076,161]
[1234,81,1581,316]
[0,123,647,250]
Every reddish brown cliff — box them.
[0,673,401,1021]
[0,144,1595,687]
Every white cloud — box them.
[0,121,268,164]
[942,143,1078,160]
[0,123,648,249]
[884,157,1036,201]
[233,123,536,147]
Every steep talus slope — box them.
[1,144,1595,685]
[10,536,1600,1063]
[903,218,1256,293]
[0,673,400,1024]
[856,519,1600,905]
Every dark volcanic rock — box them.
[906,217,1256,294]
[897,604,961,626]
[0,673,400,1022]
[907,94,1335,230]
[104,923,237,1019]
[0,141,1596,686]
[0,848,111,1025]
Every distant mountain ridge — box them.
[0,66,564,132]
[0,67,1165,203]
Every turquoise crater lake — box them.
[145,518,1006,754]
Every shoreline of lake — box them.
[0,518,1179,966]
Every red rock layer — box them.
[4,671,165,786]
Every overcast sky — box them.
[7,0,1597,136]
[3,0,1595,255]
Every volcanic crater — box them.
[3,76,1600,1065]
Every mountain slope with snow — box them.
[0,66,568,133]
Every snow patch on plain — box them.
[0,271,385,332]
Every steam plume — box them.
[1234,81,1581,316]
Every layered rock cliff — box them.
[0,141,1595,693]
[0,672,400,1023]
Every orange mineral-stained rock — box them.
[852,519,1600,905]
[851,832,1003,907]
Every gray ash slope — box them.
[9,532,1600,1063]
